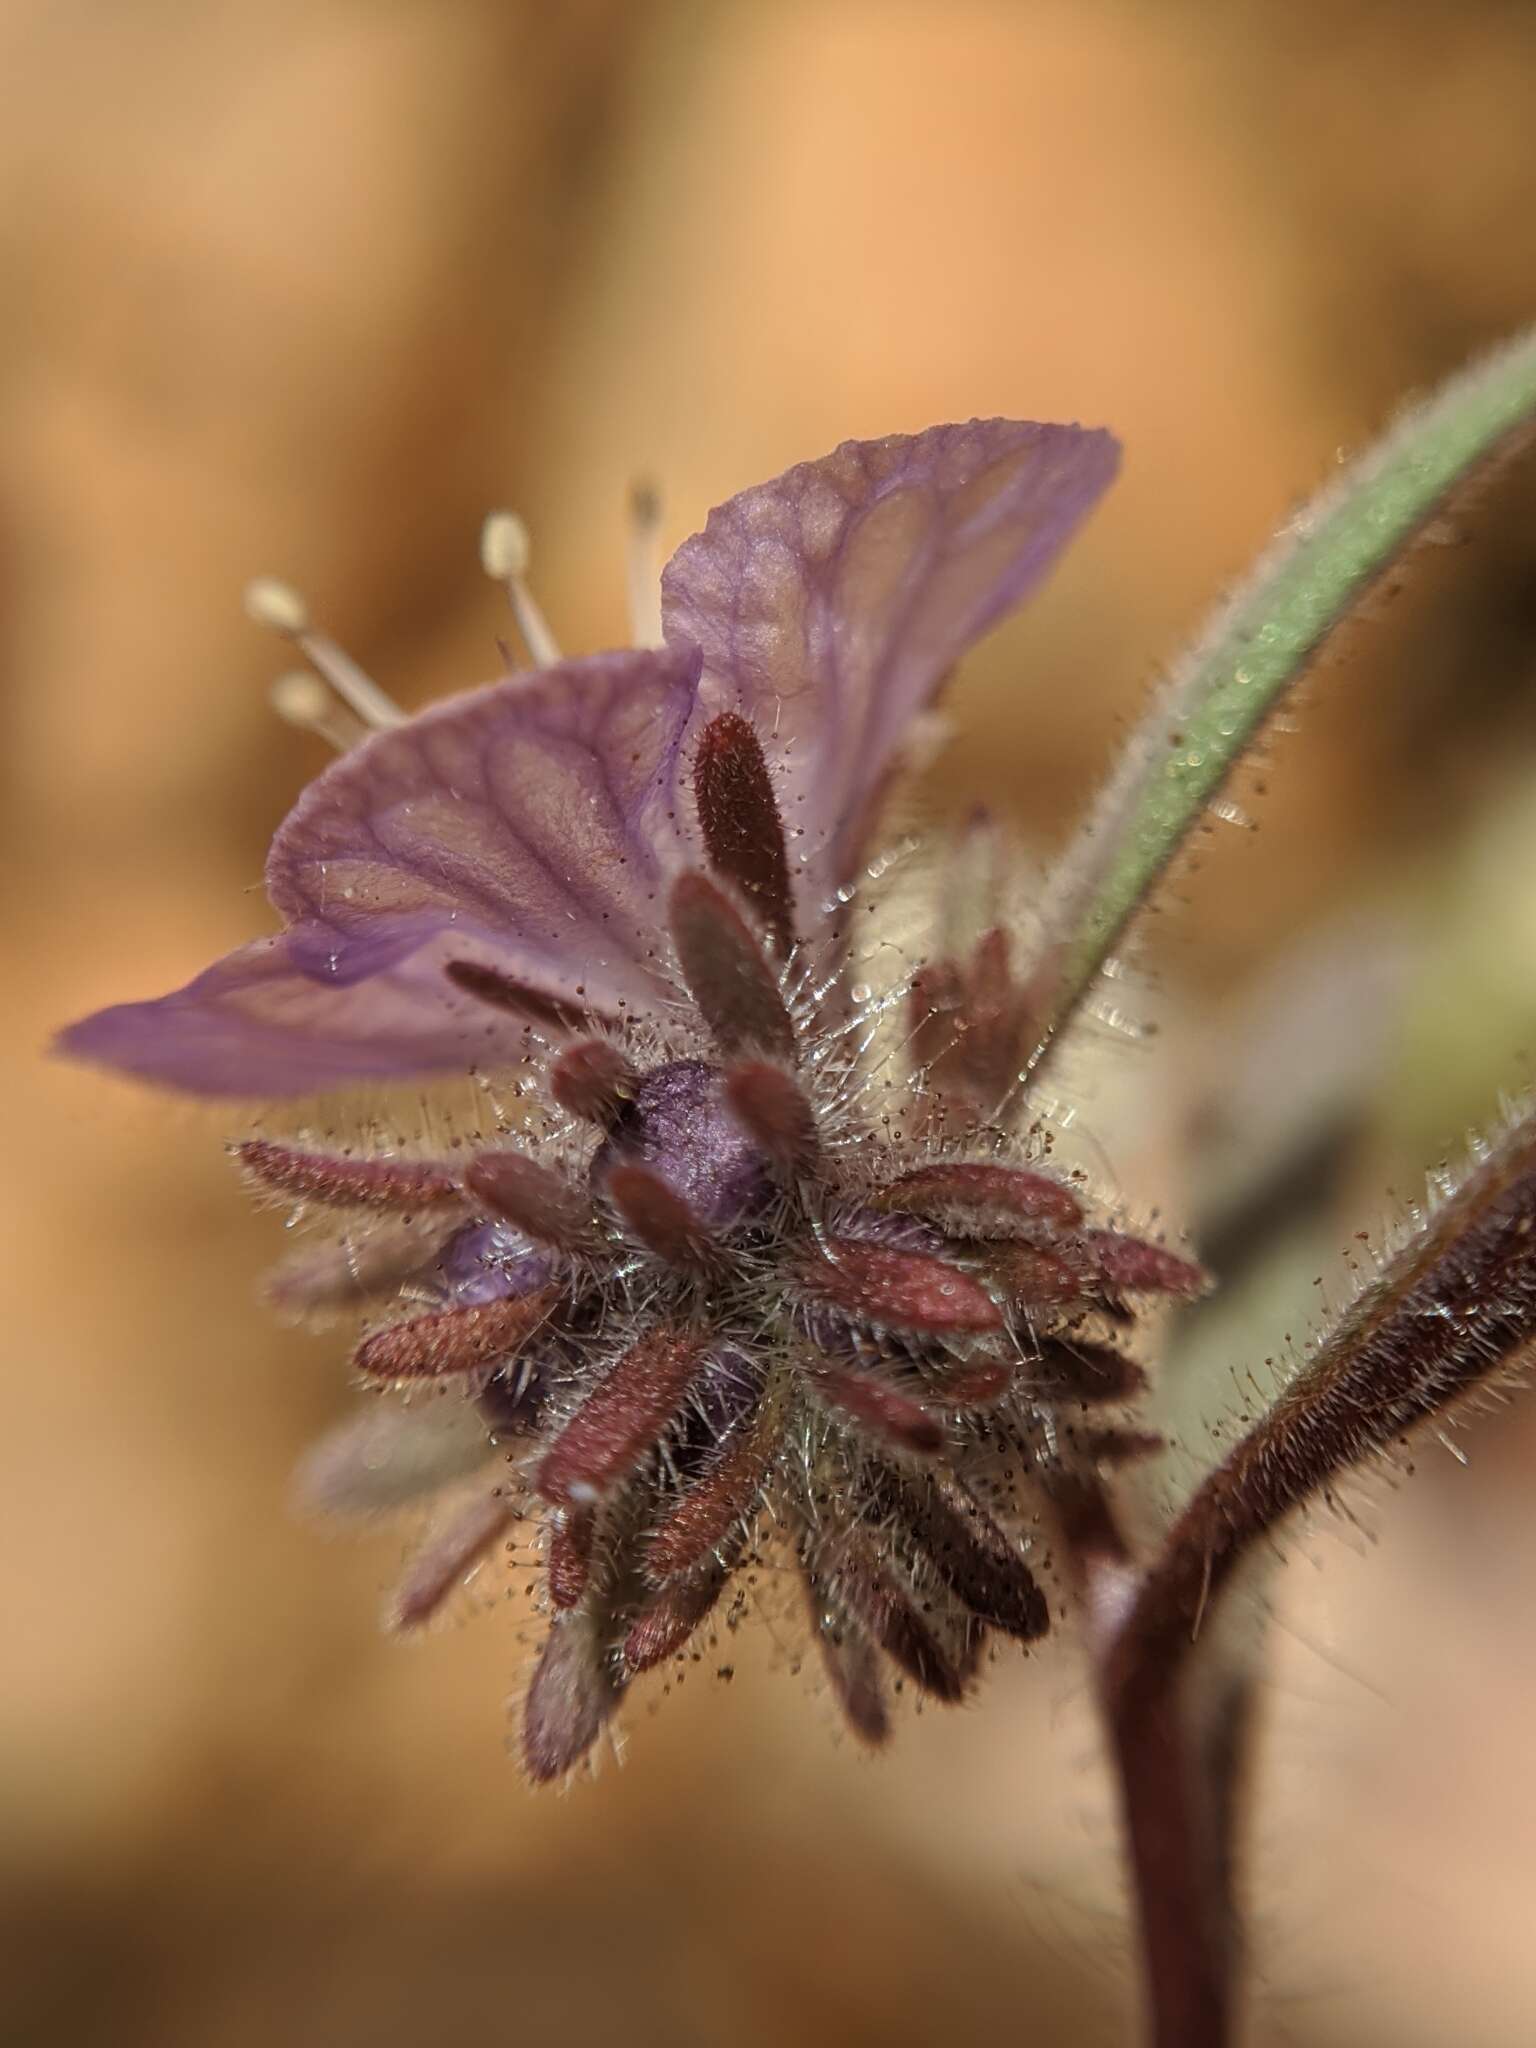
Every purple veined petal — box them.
[661,420,1119,917]
[266,642,704,1007]
[59,644,709,1098]
[55,932,595,1097]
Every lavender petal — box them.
[55,934,561,1097]
[661,419,1118,914]
[267,644,702,1011]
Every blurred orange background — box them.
[7,4,1536,2043]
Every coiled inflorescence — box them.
[244,705,1202,1778]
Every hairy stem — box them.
[1065,1483,1241,2048]
[1085,1100,1536,2044]
[1029,324,1536,1075]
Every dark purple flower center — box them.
[592,1057,772,1233]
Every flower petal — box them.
[266,642,703,1010]
[59,645,707,1097]
[661,419,1119,913]
[56,934,570,1097]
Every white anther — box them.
[479,507,561,668]
[268,669,329,725]
[269,670,365,754]
[480,510,530,581]
[246,574,406,734]
[244,576,310,635]
[626,477,664,649]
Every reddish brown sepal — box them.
[238,1139,461,1211]
[692,711,796,958]
[354,1290,556,1381]
[880,1473,1050,1643]
[387,1490,517,1631]
[622,1562,729,1673]
[445,960,596,1034]
[522,1609,620,1783]
[812,1364,944,1455]
[546,1507,594,1610]
[550,1039,637,1126]
[536,1326,709,1506]
[957,926,1026,1103]
[668,871,797,1063]
[644,1406,775,1585]
[606,1164,713,1266]
[909,961,965,1072]
[1030,1337,1148,1403]
[1078,1425,1164,1465]
[870,1161,1082,1234]
[724,1062,819,1175]
[909,927,1033,1108]
[829,1540,977,1702]
[803,1240,1004,1337]
[801,1569,890,1745]
[1084,1230,1210,1300]
[265,1219,450,1311]
[986,1242,1087,1309]
[464,1151,591,1250]
[926,1353,1014,1408]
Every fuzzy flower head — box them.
[62,419,1207,1779]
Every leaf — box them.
[1033,325,1536,1060]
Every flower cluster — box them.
[62,419,1206,1777]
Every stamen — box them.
[626,478,665,650]
[692,712,796,956]
[354,1290,557,1381]
[268,669,366,754]
[387,1489,517,1631]
[464,1150,592,1251]
[536,1326,710,1507]
[668,871,797,1063]
[244,576,406,731]
[237,1138,462,1211]
[480,510,562,668]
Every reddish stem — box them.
[1065,1483,1240,2048]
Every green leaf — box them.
[1037,325,1536,1047]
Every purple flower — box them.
[61,419,1209,1779]
[61,422,1117,1095]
